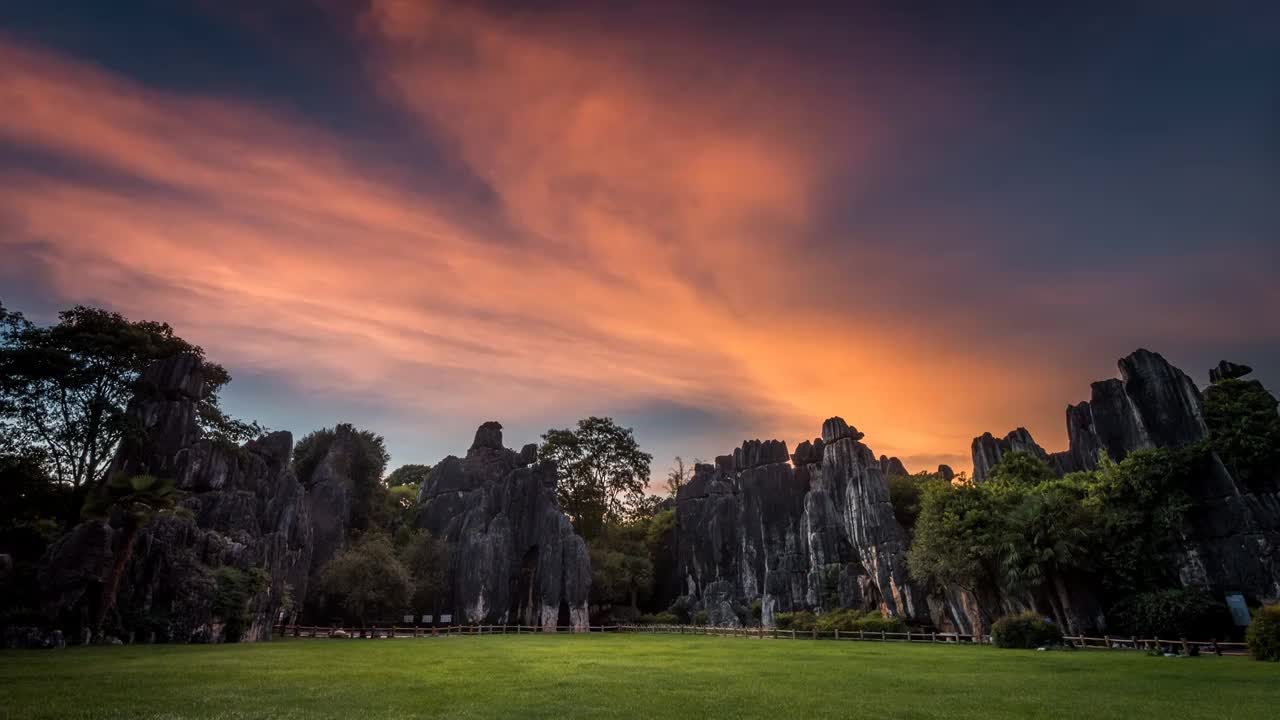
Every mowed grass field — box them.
[1,634,1277,720]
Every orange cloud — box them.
[2,18,1266,474]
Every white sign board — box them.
[422,615,433,623]
[440,614,453,623]
[403,615,414,624]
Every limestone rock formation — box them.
[39,354,311,643]
[672,420,926,628]
[970,427,1056,482]
[936,464,955,482]
[1209,360,1252,384]
[969,348,1280,612]
[415,422,590,630]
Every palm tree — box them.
[82,473,182,640]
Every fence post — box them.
[907,630,912,643]
[931,632,936,643]
[881,630,886,642]
[1181,638,1190,656]
[835,629,840,641]
[812,627,818,640]
[859,629,864,641]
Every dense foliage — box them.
[773,609,907,634]
[539,417,652,540]
[398,529,450,613]
[991,612,1065,648]
[1107,589,1232,640]
[908,448,1207,631]
[0,304,255,526]
[1204,378,1280,491]
[211,565,270,642]
[318,534,413,624]
[1246,605,1280,661]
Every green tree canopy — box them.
[318,533,412,624]
[398,529,451,613]
[0,304,256,523]
[385,463,431,489]
[1204,377,1280,491]
[538,417,652,540]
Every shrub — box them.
[775,611,816,631]
[693,610,709,626]
[852,615,909,634]
[991,612,1064,649]
[638,611,678,625]
[1247,605,1280,662]
[1108,588,1233,640]
[814,608,867,632]
[750,599,762,625]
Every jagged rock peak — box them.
[880,455,909,477]
[937,464,955,481]
[791,438,825,466]
[471,421,505,450]
[732,439,790,469]
[971,427,1048,483]
[821,417,865,443]
[138,352,206,400]
[1210,360,1253,383]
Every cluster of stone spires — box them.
[667,350,1278,636]
[34,348,1279,642]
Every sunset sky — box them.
[1,1,1277,480]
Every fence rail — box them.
[273,623,1250,655]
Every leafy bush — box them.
[666,596,693,624]
[211,565,269,642]
[814,608,867,632]
[991,612,1064,649]
[775,611,816,631]
[750,599,762,624]
[1108,589,1233,640]
[852,615,909,634]
[1247,605,1280,661]
[638,611,679,625]
[692,610,709,626]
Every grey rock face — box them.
[967,348,1280,613]
[1209,360,1252,384]
[879,455,909,477]
[936,464,955,482]
[672,418,926,627]
[971,427,1052,482]
[416,422,590,630]
[40,354,312,643]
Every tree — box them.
[588,521,654,616]
[887,471,940,537]
[0,304,256,525]
[399,529,450,613]
[81,473,182,638]
[985,451,1056,489]
[317,533,412,624]
[385,463,431,489]
[538,417,652,540]
[664,457,697,498]
[907,479,1009,622]
[1204,377,1280,491]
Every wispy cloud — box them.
[0,8,1274,474]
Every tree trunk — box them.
[92,522,139,641]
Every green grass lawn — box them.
[1,635,1276,719]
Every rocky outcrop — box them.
[415,422,590,630]
[1209,360,1252,384]
[971,428,1055,482]
[39,354,311,643]
[672,418,927,628]
[969,349,1280,615]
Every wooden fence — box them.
[273,623,1250,655]
[1063,635,1249,656]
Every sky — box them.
[1,1,1277,481]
